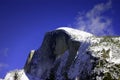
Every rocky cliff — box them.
[2,27,120,80]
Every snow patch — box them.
[57,27,93,41]
[4,69,29,80]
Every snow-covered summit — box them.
[57,27,93,41]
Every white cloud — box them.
[0,48,9,57]
[75,0,114,36]
[0,63,9,71]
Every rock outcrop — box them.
[2,27,120,80]
[24,50,35,73]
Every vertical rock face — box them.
[24,28,92,79]
[2,27,120,80]
[23,27,94,79]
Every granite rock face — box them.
[2,27,120,80]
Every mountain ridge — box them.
[2,27,120,80]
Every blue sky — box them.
[0,0,120,78]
